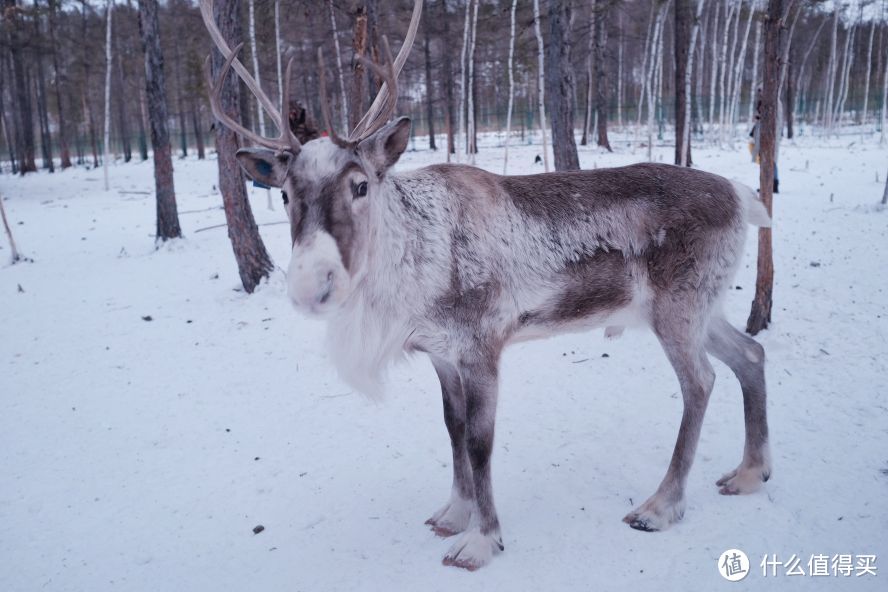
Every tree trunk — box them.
[594,0,611,152]
[545,0,580,171]
[48,0,72,169]
[115,40,133,163]
[191,99,205,159]
[747,0,794,335]
[457,0,472,161]
[441,0,455,156]
[748,11,762,125]
[503,0,517,173]
[0,57,18,173]
[103,0,113,190]
[784,59,794,138]
[581,2,596,146]
[675,0,693,164]
[533,0,550,171]
[681,0,706,167]
[349,7,368,131]
[5,0,37,173]
[80,0,100,169]
[467,0,479,162]
[728,0,755,139]
[882,16,888,145]
[137,85,149,160]
[210,0,273,293]
[423,2,436,150]
[34,11,54,172]
[824,4,839,130]
[137,0,181,242]
[247,0,265,136]
[328,0,349,134]
[860,20,876,125]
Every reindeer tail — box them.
[731,180,771,228]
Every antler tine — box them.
[348,0,422,142]
[205,49,285,151]
[200,0,299,151]
[317,47,352,148]
[352,37,398,140]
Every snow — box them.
[1,133,886,591]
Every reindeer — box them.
[201,0,772,571]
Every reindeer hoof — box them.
[425,495,473,538]
[623,493,685,532]
[716,464,770,495]
[442,528,503,571]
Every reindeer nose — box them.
[316,270,335,305]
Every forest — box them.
[1,0,886,174]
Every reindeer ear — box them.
[357,117,411,177]
[236,148,293,188]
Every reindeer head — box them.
[201,0,421,315]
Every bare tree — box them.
[457,0,472,162]
[675,0,694,164]
[861,18,876,124]
[103,0,112,190]
[469,0,480,159]
[533,0,549,171]
[681,0,706,167]
[349,6,368,131]
[205,0,273,292]
[503,0,517,173]
[422,1,436,150]
[593,0,611,152]
[328,0,349,135]
[137,0,181,241]
[47,0,72,168]
[5,0,37,173]
[546,0,580,170]
[748,0,795,335]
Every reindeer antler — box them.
[200,0,301,153]
[318,0,423,146]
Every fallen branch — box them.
[194,220,289,233]
[0,193,22,263]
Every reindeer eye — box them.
[281,191,289,205]
[355,181,368,198]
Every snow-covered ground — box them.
[1,133,886,591]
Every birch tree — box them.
[503,0,517,174]
[467,0,479,163]
[533,0,549,171]
[103,0,113,191]
[748,11,762,124]
[824,3,840,130]
[681,0,707,167]
[248,0,265,136]
[328,0,349,134]
[861,19,876,124]
[728,0,756,137]
[882,24,888,144]
[675,0,695,164]
[457,0,472,162]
